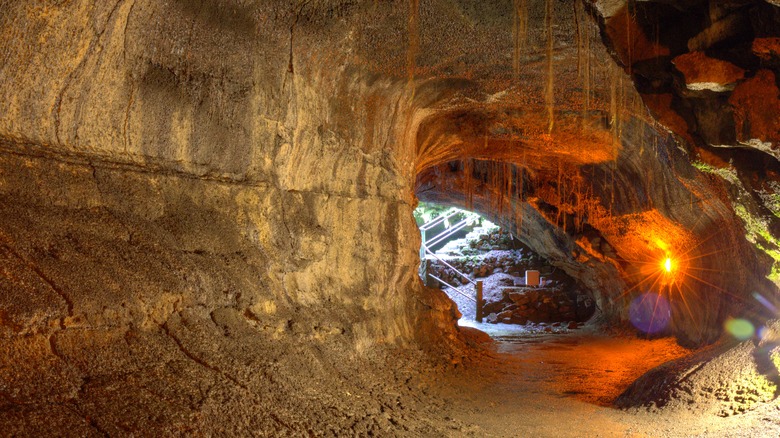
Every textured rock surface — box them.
[0,142,471,434]
[0,1,460,338]
[0,1,466,432]
[672,51,745,92]
[1,0,780,432]
[590,0,780,154]
[587,0,780,416]
[617,320,780,417]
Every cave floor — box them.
[431,328,780,437]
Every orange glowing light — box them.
[609,209,730,335]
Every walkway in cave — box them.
[411,205,777,434]
[430,330,780,437]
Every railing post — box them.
[420,228,426,260]
[476,280,483,323]
[419,229,427,284]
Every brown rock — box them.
[605,6,670,65]
[483,302,505,315]
[497,311,513,321]
[753,37,780,63]
[687,13,748,52]
[510,314,527,324]
[729,69,780,150]
[672,51,745,92]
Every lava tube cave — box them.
[1,0,779,436]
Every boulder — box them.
[753,37,780,65]
[729,69,780,151]
[673,51,745,92]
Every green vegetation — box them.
[413,202,487,228]
[693,161,780,284]
[413,202,452,225]
[761,193,780,219]
[733,204,780,283]
[757,181,780,219]
[691,161,740,184]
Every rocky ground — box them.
[1,189,777,436]
[426,228,595,328]
[0,195,453,436]
[433,329,780,437]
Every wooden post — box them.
[476,280,483,323]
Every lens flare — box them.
[629,293,671,334]
[724,318,755,340]
[618,222,734,343]
[752,291,778,313]
[758,326,770,341]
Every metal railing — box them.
[428,274,475,303]
[421,243,484,322]
[425,217,472,249]
[418,210,485,322]
[419,208,460,232]
[422,244,475,286]
[419,210,474,261]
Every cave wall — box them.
[421,118,770,345]
[588,0,780,156]
[0,0,772,361]
[0,0,459,346]
[0,1,469,431]
[584,0,780,336]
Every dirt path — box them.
[431,328,780,437]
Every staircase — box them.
[418,208,485,322]
[435,223,501,257]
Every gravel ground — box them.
[434,329,780,437]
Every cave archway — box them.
[407,92,757,347]
[392,0,774,347]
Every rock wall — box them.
[584,0,780,414]
[580,0,780,335]
[588,0,780,157]
[0,1,466,432]
[412,0,776,346]
[0,0,463,345]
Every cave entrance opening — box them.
[414,202,595,332]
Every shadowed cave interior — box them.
[1,0,780,436]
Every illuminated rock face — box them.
[0,0,779,432]
[586,0,780,336]
[591,0,780,155]
[0,2,463,432]
[0,1,456,346]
